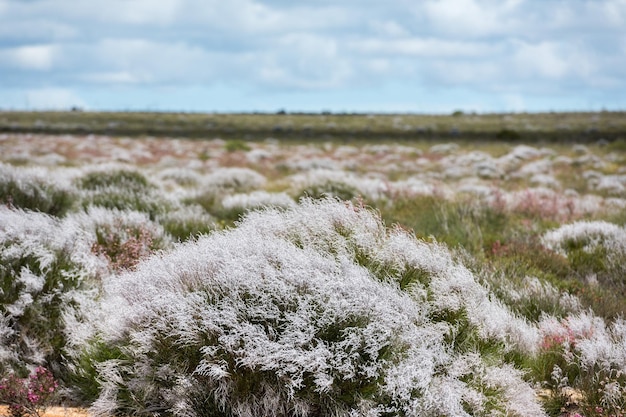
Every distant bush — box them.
[214,191,295,223]
[542,221,626,290]
[0,164,76,217]
[291,170,388,202]
[296,179,359,201]
[496,128,521,141]
[84,199,544,417]
[76,167,170,218]
[158,205,216,241]
[204,167,267,192]
[185,168,267,215]
[224,139,251,152]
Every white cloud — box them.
[369,20,410,38]
[351,38,497,58]
[421,0,523,37]
[81,71,143,84]
[512,41,569,79]
[2,44,58,70]
[253,34,353,89]
[112,0,183,25]
[0,0,624,111]
[602,0,626,26]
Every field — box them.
[1,111,626,417]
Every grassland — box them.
[1,110,625,143]
[1,111,626,417]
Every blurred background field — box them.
[1,111,625,144]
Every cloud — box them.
[420,0,524,37]
[0,0,625,111]
[0,44,58,70]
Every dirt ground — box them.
[0,406,88,417]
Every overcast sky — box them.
[1,0,625,113]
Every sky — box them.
[0,0,625,114]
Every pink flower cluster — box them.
[0,366,58,417]
[540,318,594,351]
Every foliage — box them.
[0,133,625,414]
[0,366,58,417]
[0,164,76,217]
[0,207,103,378]
[76,167,170,218]
[83,199,543,417]
[224,139,251,152]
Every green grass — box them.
[1,110,625,142]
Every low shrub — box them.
[542,221,626,293]
[76,167,170,218]
[224,139,251,152]
[83,199,544,417]
[0,366,58,417]
[0,207,104,378]
[0,164,76,217]
[69,207,172,272]
[158,205,216,241]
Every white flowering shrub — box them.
[290,169,388,202]
[0,207,104,377]
[68,207,172,271]
[86,199,544,417]
[542,221,626,289]
[204,167,267,192]
[76,166,171,219]
[157,205,216,242]
[221,191,295,212]
[537,313,626,416]
[0,163,77,217]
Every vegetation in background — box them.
[1,110,624,143]
[0,126,625,416]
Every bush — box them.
[84,199,544,417]
[224,139,251,152]
[535,314,626,417]
[542,221,626,291]
[76,167,170,218]
[69,207,172,272]
[158,205,216,241]
[0,207,104,378]
[0,366,58,417]
[0,164,76,217]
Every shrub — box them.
[69,207,172,272]
[224,139,251,152]
[203,167,266,192]
[158,205,216,241]
[536,314,626,417]
[0,164,76,217]
[84,199,544,417]
[542,221,626,291]
[216,191,295,223]
[496,128,521,141]
[291,169,388,202]
[76,167,170,218]
[0,366,58,417]
[0,207,104,378]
